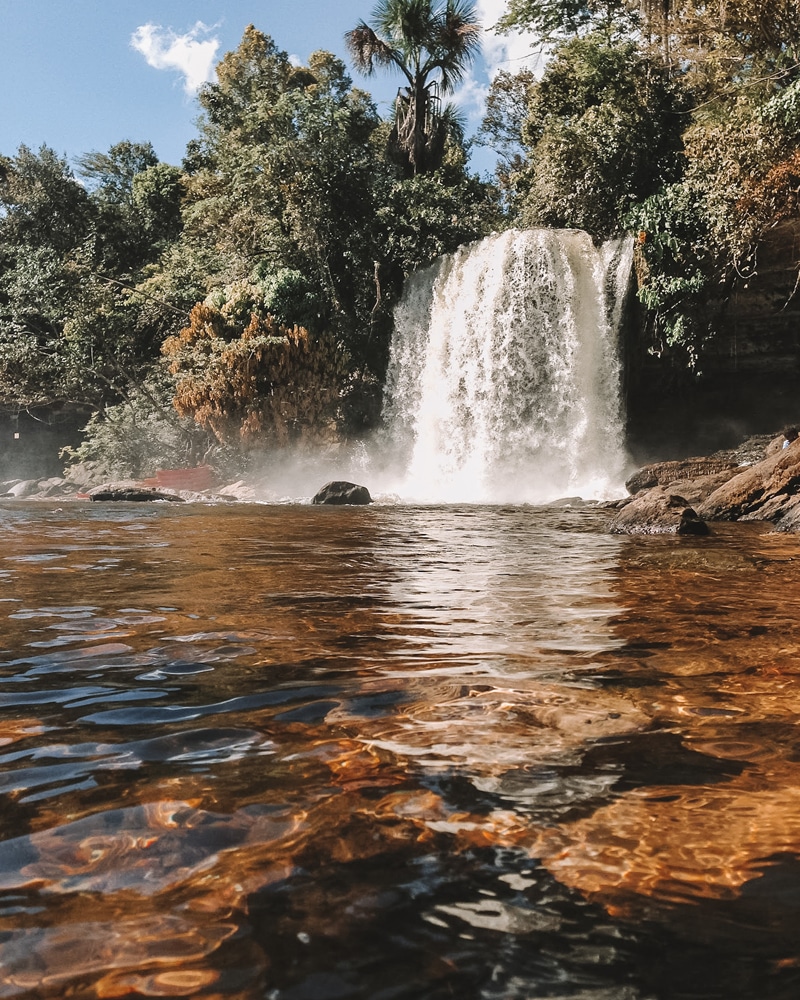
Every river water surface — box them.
[1,500,800,999]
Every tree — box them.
[0,145,91,255]
[76,141,184,273]
[509,35,688,238]
[0,143,186,410]
[345,0,482,175]
[183,27,403,378]
[624,11,800,363]
[497,0,641,42]
[61,369,210,481]
[163,298,347,451]
[477,68,537,209]
[0,146,93,406]
[77,141,159,204]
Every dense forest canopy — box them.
[1,0,799,478]
[486,0,800,360]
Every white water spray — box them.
[378,228,633,503]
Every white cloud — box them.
[452,1,547,125]
[477,0,547,80]
[131,21,220,95]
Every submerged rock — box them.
[312,481,372,506]
[610,486,710,535]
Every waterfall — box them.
[378,228,633,504]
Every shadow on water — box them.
[0,502,799,997]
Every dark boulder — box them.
[312,481,372,506]
[89,488,185,503]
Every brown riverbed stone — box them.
[610,486,710,535]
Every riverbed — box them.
[0,500,799,999]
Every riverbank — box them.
[610,430,800,534]
[5,428,800,533]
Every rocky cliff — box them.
[625,220,800,463]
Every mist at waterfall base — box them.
[370,228,634,505]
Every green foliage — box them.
[497,0,640,41]
[512,35,687,239]
[476,68,536,203]
[377,168,502,275]
[0,142,187,409]
[0,128,200,437]
[132,163,184,245]
[0,145,92,254]
[184,30,388,368]
[61,371,209,481]
[626,184,716,366]
[250,267,325,331]
[0,148,91,406]
[77,141,159,203]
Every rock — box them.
[775,505,800,532]
[543,496,588,507]
[610,486,710,535]
[89,487,185,503]
[7,480,41,498]
[612,429,800,533]
[312,481,372,506]
[697,437,800,523]
[678,507,712,535]
[710,433,776,465]
[35,477,73,498]
[216,481,256,502]
[625,458,738,495]
[765,434,787,457]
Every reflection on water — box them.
[0,502,799,998]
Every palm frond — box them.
[439,100,467,141]
[344,22,396,75]
[423,1,482,92]
[372,0,435,50]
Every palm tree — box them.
[345,0,482,175]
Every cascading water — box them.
[379,228,634,503]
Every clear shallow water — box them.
[0,501,799,998]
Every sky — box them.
[0,0,542,179]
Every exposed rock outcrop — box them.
[610,487,709,535]
[625,458,738,495]
[697,437,800,522]
[618,432,800,533]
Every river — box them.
[0,499,799,999]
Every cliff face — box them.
[625,220,800,463]
[715,220,800,373]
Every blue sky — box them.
[0,1,541,178]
